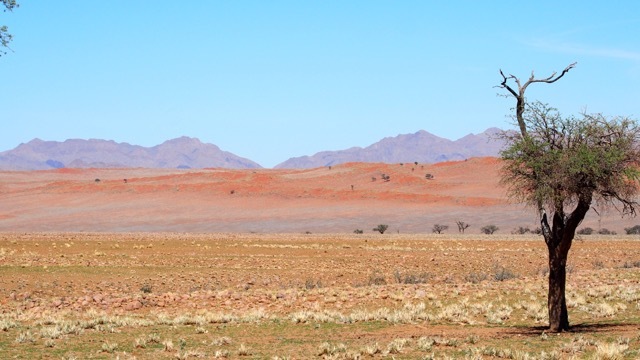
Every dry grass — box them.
[1,232,640,358]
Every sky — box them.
[1,1,639,168]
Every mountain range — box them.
[0,128,505,170]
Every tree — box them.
[455,221,470,233]
[372,224,388,234]
[499,64,640,332]
[1,0,18,56]
[432,224,448,234]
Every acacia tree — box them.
[1,0,18,56]
[498,65,640,332]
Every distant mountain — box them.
[275,128,505,169]
[0,137,262,170]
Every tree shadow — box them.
[503,322,638,336]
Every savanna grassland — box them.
[2,232,640,359]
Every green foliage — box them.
[500,102,640,215]
[372,224,389,234]
[1,1,18,56]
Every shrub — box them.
[512,226,531,234]
[625,225,640,234]
[304,279,322,290]
[353,229,363,234]
[481,225,499,234]
[367,270,387,286]
[577,227,594,235]
[432,224,448,234]
[140,284,152,293]
[393,270,429,284]
[373,224,389,234]
[464,272,488,284]
[493,265,517,281]
[598,228,616,235]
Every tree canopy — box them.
[1,0,18,56]
[500,102,640,218]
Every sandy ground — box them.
[0,158,637,233]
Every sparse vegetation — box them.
[3,233,640,358]
[598,228,617,235]
[373,224,389,234]
[512,226,531,234]
[481,224,499,234]
[353,229,363,234]
[455,221,470,233]
[432,224,448,234]
[578,227,594,235]
[624,225,640,234]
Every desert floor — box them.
[2,232,640,359]
[1,158,638,234]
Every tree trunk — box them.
[548,242,569,331]
[542,196,591,332]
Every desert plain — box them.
[1,158,640,359]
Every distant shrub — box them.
[622,260,640,268]
[456,221,470,233]
[373,224,389,234]
[512,226,531,234]
[597,228,616,235]
[425,173,434,180]
[393,269,429,284]
[464,272,488,284]
[493,265,517,281]
[625,225,640,234]
[432,224,448,234]
[367,270,387,286]
[305,279,322,290]
[577,227,594,235]
[140,284,152,293]
[381,174,391,182]
[353,229,364,234]
[481,225,499,234]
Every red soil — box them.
[0,158,635,233]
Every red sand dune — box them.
[0,158,635,233]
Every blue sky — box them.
[1,1,639,167]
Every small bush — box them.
[140,284,152,293]
[577,227,594,235]
[464,272,488,284]
[512,226,531,234]
[481,225,499,234]
[493,265,517,281]
[373,224,389,234]
[304,279,322,290]
[393,269,429,284]
[368,270,387,286]
[432,224,448,234]
[598,228,616,235]
[353,229,363,234]
[625,225,640,234]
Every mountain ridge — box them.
[275,128,504,168]
[0,128,505,170]
[0,136,262,170]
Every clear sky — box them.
[1,1,639,168]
